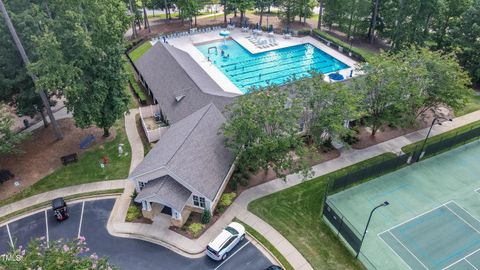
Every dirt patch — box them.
[0,118,115,200]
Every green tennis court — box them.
[327,140,480,270]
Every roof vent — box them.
[175,95,186,102]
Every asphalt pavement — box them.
[0,199,272,270]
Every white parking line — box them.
[44,210,49,246]
[78,201,85,238]
[214,240,250,270]
[6,224,13,248]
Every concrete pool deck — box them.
[158,28,359,95]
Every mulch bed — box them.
[352,108,454,149]
[169,211,222,239]
[0,118,115,201]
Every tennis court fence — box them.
[322,125,480,266]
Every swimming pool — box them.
[195,39,350,93]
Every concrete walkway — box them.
[107,109,480,269]
[1,108,479,269]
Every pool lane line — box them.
[6,224,13,248]
[44,210,49,246]
[78,201,85,238]
[213,240,250,270]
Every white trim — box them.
[378,232,413,270]
[465,259,479,270]
[78,201,85,238]
[44,210,49,246]
[6,224,13,248]
[444,204,480,234]
[443,248,480,270]
[213,240,250,270]
[389,231,428,270]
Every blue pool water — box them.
[196,39,349,93]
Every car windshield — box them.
[225,226,238,235]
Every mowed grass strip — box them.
[248,153,397,270]
[0,120,131,207]
[128,41,153,63]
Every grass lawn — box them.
[401,120,480,154]
[0,120,131,207]
[248,153,397,270]
[455,94,480,116]
[128,42,153,63]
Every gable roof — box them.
[134,42,239,124]
[130,103,234,200]
[135,175,192,212]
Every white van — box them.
[206,222,246,261]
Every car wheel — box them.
[222,253,228,261]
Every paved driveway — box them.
[0,199,272,270]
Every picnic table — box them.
[61,153,78,166]
[0,170,14,183]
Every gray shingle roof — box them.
[135,175,192,211]
[134,42,239,124]
[130,103,234,200]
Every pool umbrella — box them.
[243,20,247,28]
[269,24,273,33]
[219,30,230,44]
[256,23,259,30]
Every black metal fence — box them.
[323,198,362,252]
[322,124,480,263]
[415,125,480,161]
[330,154,410,193]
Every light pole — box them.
[417,116,452,161]
[356,201,389,259]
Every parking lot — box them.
[0,198,272,270]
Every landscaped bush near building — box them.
[126,204,143,222]
[188,223,204,237]
[216,192,237,214]
[201,209,211,224]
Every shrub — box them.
[297,28,311,36]
[219,192,237,208]
[229,178,238,191]
[188,223,204,237]
[201,209,211,224]
[126,204,142,222]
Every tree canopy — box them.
[221,86,312,180]
[0,103,30,154]
[1,0,132,137]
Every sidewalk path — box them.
[110,110,480,269]
[0,180,126,220]
[1,109,478,269]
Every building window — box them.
[193,195,206,208]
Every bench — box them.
[0,170,14,183]
[61,153,78,166]
[80,134,95,149]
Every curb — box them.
[0,191,123,226]
[246,233,283,267]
